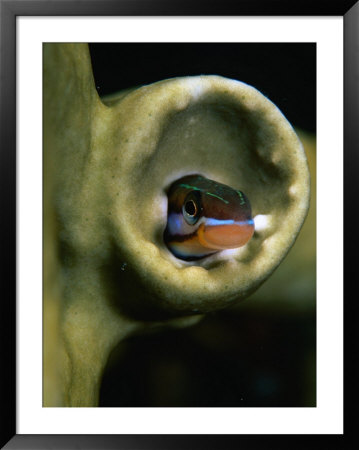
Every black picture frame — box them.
[1,0,356,448]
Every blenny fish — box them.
[164,174,254,261]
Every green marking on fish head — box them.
[205,192,229,204]
[237,190,246,206]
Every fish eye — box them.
[184,199,197,216]
[182,191,202,225]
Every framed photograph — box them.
[1,0,356,448]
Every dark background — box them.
[89,43,316,133]
[88,43,316,407]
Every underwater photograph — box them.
[43,42,316,408]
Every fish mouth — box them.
[197,219,254,250]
